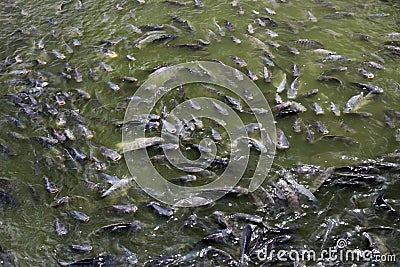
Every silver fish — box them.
[276,128,289,150]
[312,102,324,115]
[330,102,341,116]
[287,77,300,99]
[276,73,287,93]
[101,176,135,198]
[343,92,365,113]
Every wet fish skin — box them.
[99,146,121,161]
[293,39,323,48]
[93,221,142,234]
[70,210,90,223]
[343,92,364,113]
[225,95,243,111]
[323,11,354,19]
[102,204,138,214]
[306,10,318,22]
[287,77,300,99]
[44,176,59,194]
[54,218,68,236]
[312,102,324,115]
[70,244,92,253]
[101,176,135,198]
[358,68,374,79]
[310,120,329,134]
[276,128,290,150]
[240,224,253,265]
[300,88,319,98]
[362,61,385,70]
[352,82,384,94]
[263,66,271,82]
[148,202,174,217]
[107,81,120,91]
[292,62,300,77]
[230,55,247,67]
[293,118,302,133]
[330,102,341,116]
[276,73,287,93]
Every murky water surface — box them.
[0,0,399,266]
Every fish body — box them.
[101,177,135,198]
[287,77,300,99]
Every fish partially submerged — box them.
[101,176,136,198]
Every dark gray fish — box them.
[58,255,115,267]
[93,221,142,234]
[81,179,105,193]
[300,88,319,98]
[231,213,263,224]
[102,204,138,214]
[99,146,121,161]
[304,126,315,143]
[224,19,235,31]
[148,202,174,217]
[310,120,329,134]
[70,210,90,223]
[317,75,343,87]
[107,81,120,91]
[319,54,350,63]
[51,50,66,60]
[70,244,92,253]
[240,224,253,265]
[0,190,16,205]
[99,62,113,72]
[293,39,323,48]
[213,211,232,229]
[44,176,59,194]
[77,124,93,140]
[55,218,68,236]
[246,68,258,81]
[285,45,300,55]
[293,118,303,133]
[330,102,341,116]
[321,66,347,75]
[211,128,222,141]
[277,180,300,212]
[312,102,324,115]
[323,12,354,19]
[0,245,20,267]
[292,62,300,77]
[343,92,365,113]
[201,228,233,244]
[358,68,374,79]
[73,68,83,82]
[172,43,205,50]
[362,61,385,70]
[225,95,243,111]
[98,173,121,185]
[276,128,289,150]
[263,66,271,82]
[230,55,247,67]
[352,82,384,94]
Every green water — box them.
[0,0,399,266]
